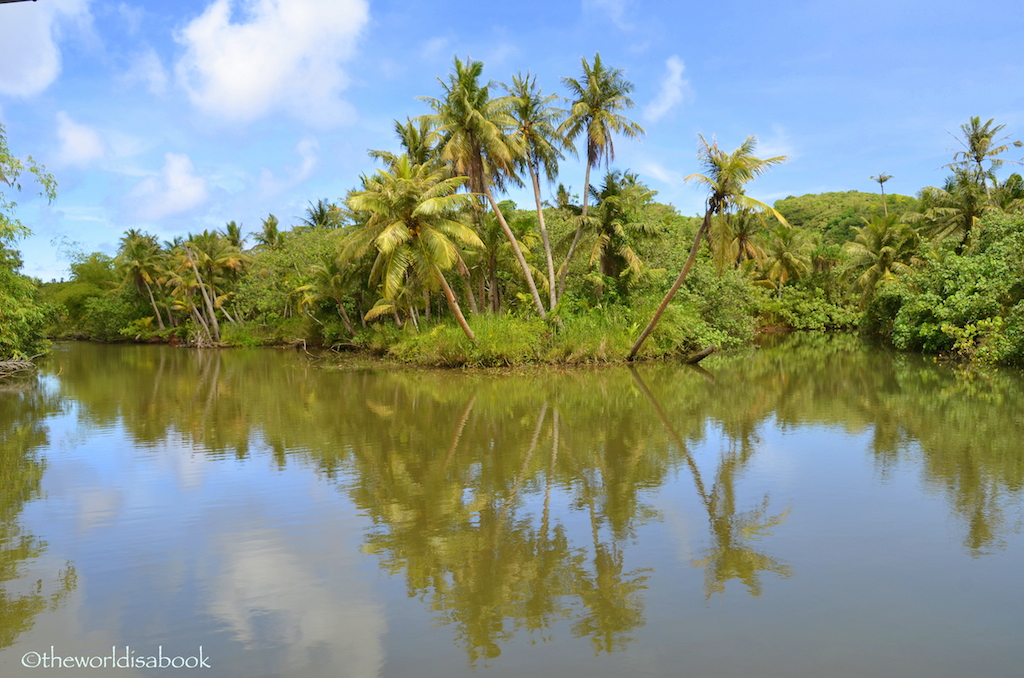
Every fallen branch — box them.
[0,359,37,379]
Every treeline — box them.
[4,58,1024,367]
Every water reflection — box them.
[9,337,1024,670]
[0,376,77,649]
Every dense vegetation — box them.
[9,57,1024,368]
[0,124,56,370]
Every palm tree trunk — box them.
[628,211,711,360]
[439,271,475,341]
[143,279,166,330]
[482,184,547,320]
[183,246,220,343]
[337,301,356,337]
[557,161,593,300]
[530,166,557,310]
[455,253,479,314]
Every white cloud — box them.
[128,153,208,221]
[258,138,320,196]
[584,0,631,30]
[756,125,795,161]
[0,0,91,97]
[174,0,369,125]
[56,112,105,166]
[122,47,168,95]
[641,160,685,186]
[420,37,450,61]
[644,56,690,123]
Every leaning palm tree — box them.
[504,72,572,310]
[343,155,482,340]
[420,56,548,320]
[557,53,645,299]
[629,136,788,360]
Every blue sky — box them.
[2,0,1023,281]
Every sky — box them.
[2,0,1023,281]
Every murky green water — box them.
[1,335,1023,677]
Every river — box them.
[1,335,1022,677]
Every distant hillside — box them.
[774,191,918,244]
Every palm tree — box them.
[420,56,548,320]
[504,72,571,310]
[870,172,893,216]
[222,220,245,249]
[116,229,167,330]
[344,155,482,340]
[254,214,284,251]
[629,136,788,360]
[843,214,921,301]
[911,169,994,253]
[557,53,645,299]
[371,117,438,169]
[946,116,1023,199]
[757,224,813,294]
[709,208,769,272]
[300,199,342,229]
[586,170,659,293]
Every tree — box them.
[1,123,56,362]
[557,53,645,299]
[115,229,167,330]
[586,170,659,294]
[629,136,787,360]
[709,208,769,272]
[946,116,1023,199]
[504,72,571,310]
[254,214,284,251]
[870,172,892,216]
[420,56,548,320]
[843,214,921,301]
[911,169,994,253]
[369,117,438,170]
[757,224,813,294]
[344,155,482,340]
[300,199,343,229]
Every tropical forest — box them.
[4,56,1024,370]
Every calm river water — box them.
[1,336,1023,677]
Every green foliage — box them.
[757,286,860,331]
[0,123,56,361]
[868,212,1024,363]
[775,191,917,243]
[0,265,51,360]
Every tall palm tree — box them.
[420,56,548,320]
[504,72,572,310]
[629,136,788,360]
[870,172,892,216]
[557,53,645,299]
[344,155,482,340]
[946,116,1023,198]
